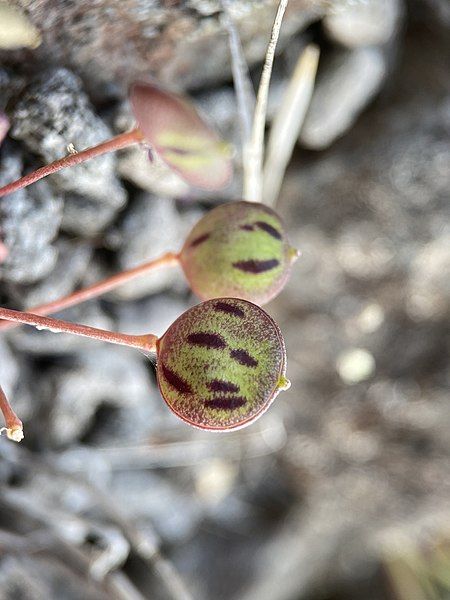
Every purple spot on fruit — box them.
[240,224,254,231]
[189,232,210,248]
[213,301,245,318]
[162,364,192,394]
[187,332,226,349]
[255,221,282,240]
[208,380,240,393]
[205,396,247,410]
[230,349,258,368]
[232,259,280,274]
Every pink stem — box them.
[0,241,8,263]
[0,384,23,442]
[0,307,158,354]
[0,252,180,332]
[0,128,144,198]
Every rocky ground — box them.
[0,1,449,599]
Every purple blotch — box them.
[240,224,254,231]
[208,380,240,393]
[189,232,210,248]
[162,364,192,394]
[213,301,245,318]
[205,396,247,410]
[163,146,190,156]
[232,259,280,274]
[187,332,226,349]
[230,349,258,368]
[255,221,282,240]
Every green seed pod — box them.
[156,298,290,431]
[129,81,233,191]
[180,201,299,306]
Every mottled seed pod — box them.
[180,201,299,306]
[130,81,233,191]
[156,298,290,431]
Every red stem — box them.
[0,241,8,263]
[0,252,180,332]
[0,383,23,442]
[0,307,158,354]
[0,128,144,198]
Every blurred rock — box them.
[408,0,450,27]
[406,231,450,320]
[6,0,327,93]
[0,147,63,284]
[116,293,191,339]
[299,47,387,149]
[113,194,190,300]
[61,194,125,237]
[37,346,154,446]
[111,470,203,542]
[10,68,126,233]
[324,0,402,48]
[0,555,104,600]
[5,238,93,309]
[0,2,42,50]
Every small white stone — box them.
[336,348,375,384]
[356,303,385,333]
[0,3,42,49]
[195,458,237,505]
[324,0,401,48]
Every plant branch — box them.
[243,0,289,204]
[0,307,158,354]
[0,128,144,198]
[0,251,180,332]
[263,44,320,206]
[0,383,23,442]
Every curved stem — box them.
[0,383,23,442]
[0,252,180,332]
[0,307,158,354]
[0,128,144,198]
[243,0,289,204]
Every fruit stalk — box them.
[0,307,158,353]
[0,128,143,198]
[0,252,180,331]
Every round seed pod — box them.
[180,201,299,306]
[156,298,290,431]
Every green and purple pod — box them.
[130,81,233,191]
[180,201,299,306]
[156,297,290,431]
